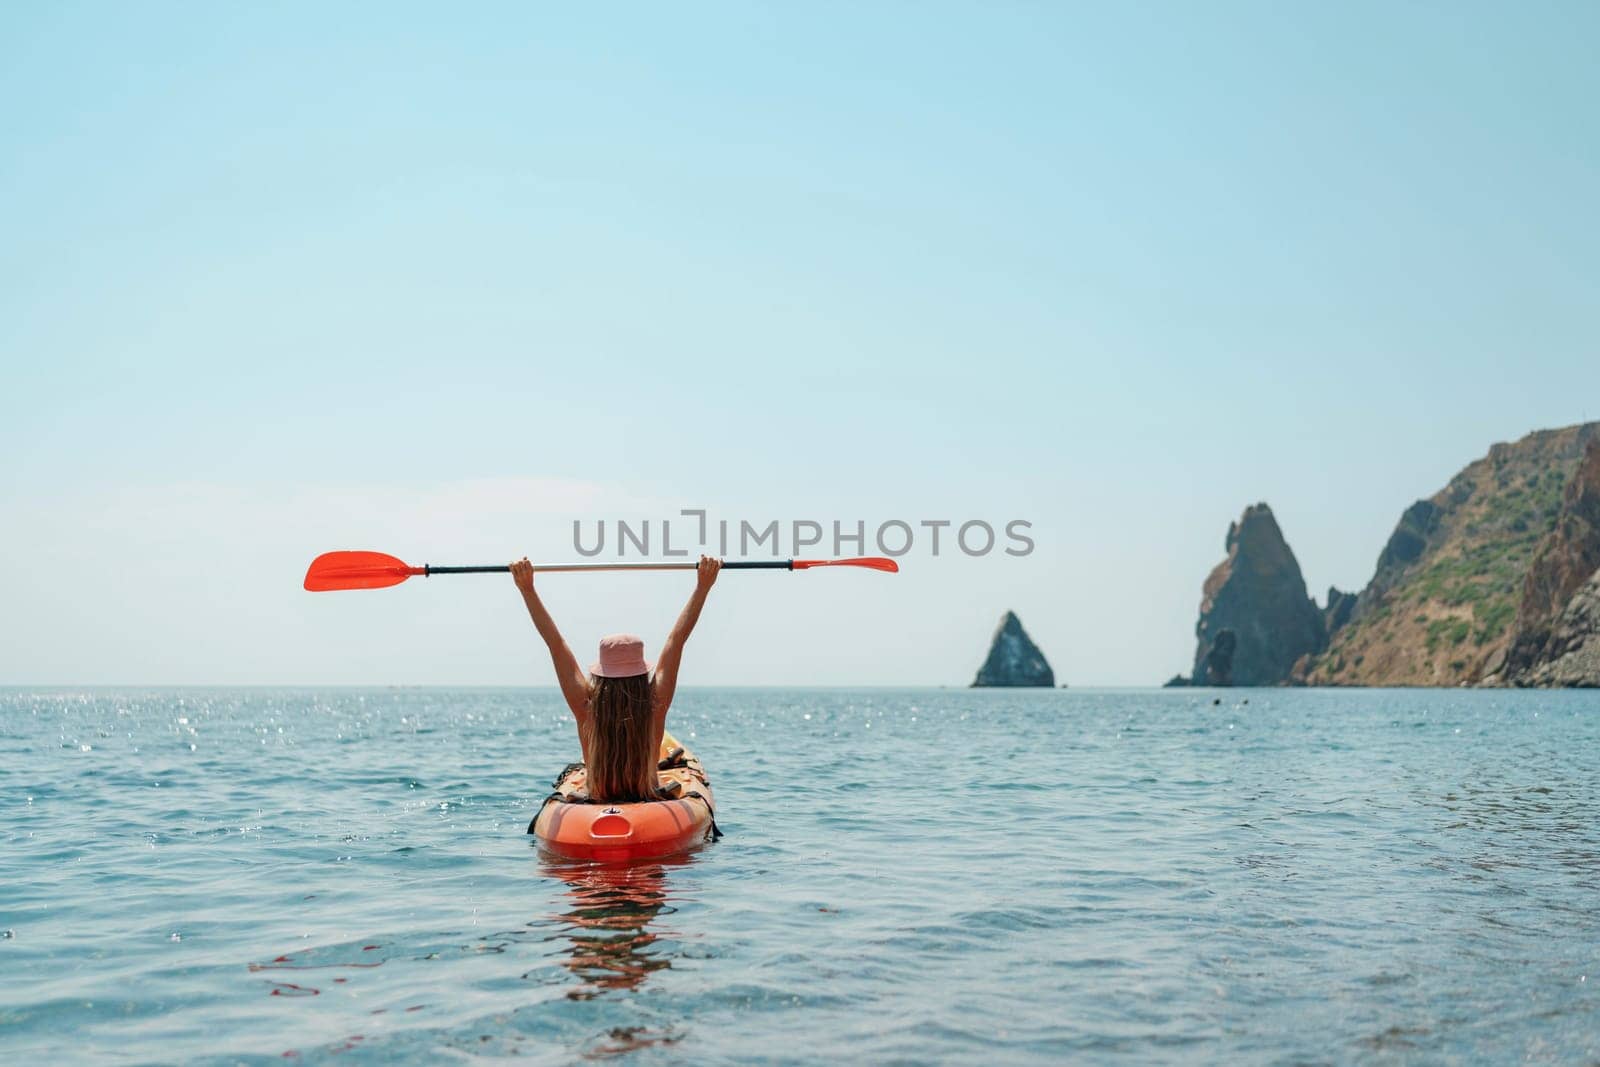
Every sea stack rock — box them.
[1187,503,1325,686]
[1200,628,1238,685]
[972,611,1055,687]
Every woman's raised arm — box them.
[653,555,721,718]
[511,558,589,718]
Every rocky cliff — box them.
[1506,570,1600,686]
[1500,439,1600,685]
[1299,423,1600,686]
[1184,503,1325,686]
[972,611,1055,687]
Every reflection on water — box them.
[542,853,696,1002]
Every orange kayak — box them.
[529,732,719,861]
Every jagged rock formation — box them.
[1508,570,1600,686]
[1500,440,1600,684]
[1185,504,1325,686]
[1200,628,1238,685]
[1300,422,1599,686]
[972,611,1055,687]
[1323,586,1358,636]
[1353,501,1442,620]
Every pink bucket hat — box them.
[591,633,649,678]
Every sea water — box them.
[2,687,1597,1064]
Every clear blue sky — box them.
[2,2,1596,685]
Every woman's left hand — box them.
[695,554,721,591]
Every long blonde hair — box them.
[583,673,657,802]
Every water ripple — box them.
[2,686,1599,1064]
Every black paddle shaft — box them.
[422,560,797,575]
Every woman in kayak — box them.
[510,554,721,803]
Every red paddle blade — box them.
[303,551,423,591]
[792,556,899,573]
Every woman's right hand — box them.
[511,557,535,593]
[695,554,721,592]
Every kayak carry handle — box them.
[590,813,633,839]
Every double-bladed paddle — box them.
[303,550,898,592]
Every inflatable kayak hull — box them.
[530,733,717,861]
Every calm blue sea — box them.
[2,687,1598,1064]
